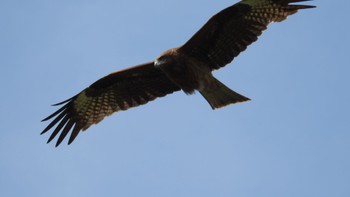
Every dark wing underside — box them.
[41,62,180,146]
[180,0,315,70]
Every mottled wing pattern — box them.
[180,0,315,70]
[41,62,180,146]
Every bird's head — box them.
[154,48,180,68]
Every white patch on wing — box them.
[74,90,89,113]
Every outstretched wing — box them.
[180,0,315,70]
[41,62,180,146]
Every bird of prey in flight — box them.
[41,0,315,146]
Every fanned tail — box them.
[199,77,250,109]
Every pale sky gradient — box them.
[1,1,349,197]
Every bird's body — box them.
[156,48,213,94]
[41,0,315,146]
[155,47,249,108]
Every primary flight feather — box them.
[41,0,315,146]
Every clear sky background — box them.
[1,0,349,197]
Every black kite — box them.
[41,0,315,146]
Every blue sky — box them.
[1,0,349,196]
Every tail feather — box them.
[199,77,250,109]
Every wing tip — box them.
[292,5,316,10]
[287,0,316,9]
[51,96,75,106]
[41,97,81,147]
